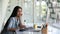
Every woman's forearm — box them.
[8,28,16,31]
[19,24,26,29]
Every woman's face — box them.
[17,8,22,17]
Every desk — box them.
[16,27,47,34]
[16,27,42,34]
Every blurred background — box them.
[0,0,60,34]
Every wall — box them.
[0,0,2,33]
[0,0,9,33]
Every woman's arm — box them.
[19,18,26,29]
[8,28,16,32]
[19,23,26,29]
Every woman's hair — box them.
[11,6,22,17]
[3,6,22,30]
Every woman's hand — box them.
[19,23,26,29]
[8,28,16,32]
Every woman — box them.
[3,6,26,34]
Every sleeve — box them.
[7,17,14,29]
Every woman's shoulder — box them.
[10,17,16,20]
